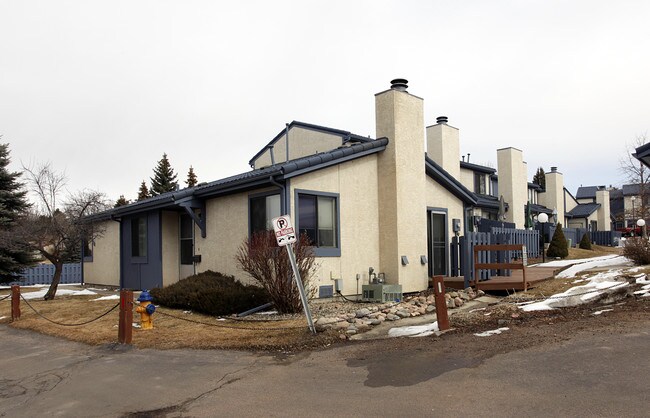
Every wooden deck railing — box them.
[473,244,528,290]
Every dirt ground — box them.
[0,244,646,353]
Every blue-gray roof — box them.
[460,161,496,174]
[425,157,477,205]
[576,185,608,199]
[622,184,642,196]
[566,203,600,218]
[90,138,389,220]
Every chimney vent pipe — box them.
[390,78,408,91]
[551,166,557,172]
[436,116,448,124]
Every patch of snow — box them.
[572,279,587,283]
[21,288,97,300]
[592,309,614,315]
[256,310,279,315]
[132,323,141,328]
[483,312,492,316]
[635,276,650,285]
[521,278,628,312]
[90,295,120,301]
[388,321,439,338]
[541,254,619,268]
[556,257,631,279]
[183,311,192,314]
[474,327,509,337]
[0,316,6,320]
[468,308,486,313]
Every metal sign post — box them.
[272,215,316,334]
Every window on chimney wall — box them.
[296,189,340,257]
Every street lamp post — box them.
[631,196,637,230]
[637,218,646,239]
[538,212,549,263]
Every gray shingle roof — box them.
[566,203,600,218]
[576,186,599,199]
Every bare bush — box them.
[236,231,316,314]
[622,237,650,265]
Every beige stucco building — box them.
[85,80,594,296]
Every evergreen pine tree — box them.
[533,167,546,190]
[137,181,150,201]
[547,223,569,258]
[0,143,36,282]
[150,153,178,196]
[186,166,198,188]
[114,195,129,207]
[579,233,592,250]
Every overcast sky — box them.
[2,0,649,203]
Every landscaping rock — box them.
[355,308,371,318]
[454,297,463,307]
[386,313,400,321]
[425,305,436,313]
[396,310,411,318]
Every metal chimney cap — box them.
[436,116,448,124]
[390,78,408,91]
[551,166,558,172]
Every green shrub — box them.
[579,233,592,250]
[547,224,569,258]
[622,237,650,265]
[150,271,270,316]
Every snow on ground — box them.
[520,269,629,312]
[388,321,439,338]
[592,309,614,315]
[0,283,83,290]
[91,295,120,301]
[540,254,619,268]
[21,288,97,300]
[474,327,509,337]
[555,256,631,279]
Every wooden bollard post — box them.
[432,276,450,331]
[11,285,20,321]
[118,289,133,344]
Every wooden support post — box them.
[11,285,20,321]
[432,276,450,331]
[118,290,133,344]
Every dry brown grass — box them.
[1,294,340,351]
[565,244,621,260]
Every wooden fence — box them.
[9,263,82,286]
[451,228,539,288]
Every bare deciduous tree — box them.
[15,163,109,300]
[620,134,650,222]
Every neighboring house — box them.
[609,184,648,232]
[566,185,612,231]
[83,80,573,295]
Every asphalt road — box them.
[1,321,648,417]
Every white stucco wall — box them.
[459,168,475,192]
[289,155,381,297]
[596,190,611,231]
[161,211,180,287]
[83,220,120,287]
[497,148,527,228]
[252,126,343,169]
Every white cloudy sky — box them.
[1,0,649,203]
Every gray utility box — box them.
[362,284,403,303]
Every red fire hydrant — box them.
[135,290,156,330]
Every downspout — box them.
[269,176,288,215]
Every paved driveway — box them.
[1,321,648,417]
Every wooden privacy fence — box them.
[451,229,539,289]
[539,225,621,247]
[9,263,82,286]
[473,244,528,290]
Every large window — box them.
[131,217,147,257]
[250,193,281,234]
[296,191,339,257]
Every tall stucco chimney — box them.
[497,147,527,227]
[595,188,611,231]
[375,79,428,292]
[538,166,565,226]
[426,116,460,179]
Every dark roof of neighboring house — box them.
[528,182,542,191]
[459,161,496,174]
[609,188,623,199]
[633,142,650,169]
[89,138,389,221]
[425,157,477,205]
[566,203,601,218]
[474,194,509,210]
[622,184,642,196]
[576,185,608,199]
[248,120,374,167]
[529,203,553,214]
